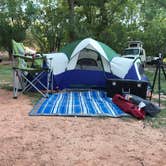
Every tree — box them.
[1,0,165,57]
[140,0,166,56]
[0,0,34,58]
[30,0,67,52]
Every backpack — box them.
[124,94,160,117]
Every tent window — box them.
[75,49,103,71]
[77,58,97,67]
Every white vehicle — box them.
[122,41,146,66]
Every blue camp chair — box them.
[12,40,51,98]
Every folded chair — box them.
[12,40,51,98]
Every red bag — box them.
[112,94,145,119]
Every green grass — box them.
[145,66,166,128]
[0,61,166,128]
[145,66,166,94]
[0,63,12,83]
[0,61,42,104]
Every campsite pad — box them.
[30,90,128,117]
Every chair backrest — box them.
[12,40,27,69]
[12,40,25,56]
[12,40,45,70]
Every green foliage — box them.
[30,0,67,52]
[0,0,36,58]
[140,0,166,56]
[0,0,166,56]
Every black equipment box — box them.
[106,79,148,99]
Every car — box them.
[146,56,165,65]
[122,41,146,66]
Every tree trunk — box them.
[7,47,13,61]
[67,0,76,41]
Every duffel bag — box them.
[113,94,145,119]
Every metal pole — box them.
[158,61,161,106]
[150,65,158,100]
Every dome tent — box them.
[54,38,118,89]
[54,38,148,90]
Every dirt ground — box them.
[0,89,166,166]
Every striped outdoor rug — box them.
[29,90,128,117]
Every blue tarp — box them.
[30,90,128,117]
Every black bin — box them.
[106,79,148,99]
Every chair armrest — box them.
[13,54,33,61]
[13,54,46,69]
[13,54,45,61]
[34,56,45,60]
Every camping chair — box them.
[12,40,51,98]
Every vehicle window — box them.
[123,49,139,55]
[140,50,143,55]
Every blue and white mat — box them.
[30,91,128,117]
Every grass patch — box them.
[145,65,166,94]
[145,66,166,128]
[0,61,42,104]
[0,62,13,92]
[0,63,12,84]
[147,98,166,128]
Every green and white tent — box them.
[61,38,118,73]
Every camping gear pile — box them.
[12,38,161,119]
[113,94,160,119]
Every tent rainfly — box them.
[61,38,118,73]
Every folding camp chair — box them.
[12,40,51,98]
